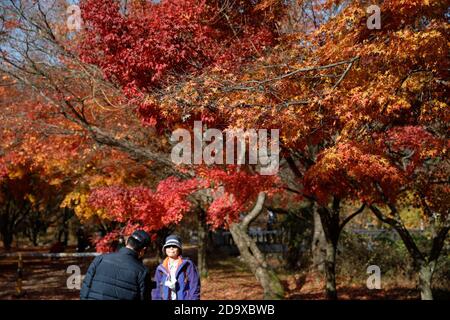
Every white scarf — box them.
[165,259,178,300]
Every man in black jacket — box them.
[80,230,151,300]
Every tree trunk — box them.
[31,232,38,247]
[418,260,435,300]
[229,223,285,299]
[312,204,326,272]
[369,205,449,301]
[2,231,13,251]
[228,192,285,299]
[316,199,346,300]
[197,208,209,278]
[324,241,338,300]
[1,211,14,250]
[57,207,70,246]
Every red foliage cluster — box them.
[304,142,405,205]
[92,229,122,253]
[79,0,276,131]
[79,0,275,92]
[88,177,199,251]
[89,166,280,249]
[383,126,444,174]
[79,0,214,90]
[196,167,281,228]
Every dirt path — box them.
[1,247,448,300]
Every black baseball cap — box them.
[129,230,151,248]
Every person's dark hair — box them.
[127,236,145,251]
[126,230,151,252]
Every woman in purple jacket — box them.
[152,234,200,300]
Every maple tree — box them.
[1,0,277,283]
[0,73,94,249]
[264,0,448,300]
[144,0,448,299]
[366,126,449,300]
[0,0,448,300]
[86,177,198,251]
[75,0,288,297]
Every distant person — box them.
[152,235,200,300]
[80,230,151,300]
[267,210,277,231]
[76,226,88,252]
